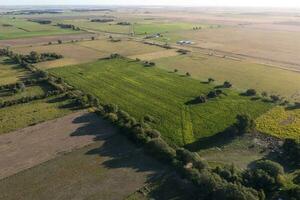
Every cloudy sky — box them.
[0,0,300,8]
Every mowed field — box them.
[154,53,300,101]
[158,26,300,70]
[0,131,165,200]
[0,111,116,179]
[49,58,272,146]
[0,17,82,40]
[12,39,173,68]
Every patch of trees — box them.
[0,90,62,108]
[2,23,13,27]
[11,51,63,64]
[117,21,131,25]
[207,89,223,99]
[143,41,172,49]
[28,19,52,24]
[90,19,114,23]
[281,139,300,168]
[56,23,80,31]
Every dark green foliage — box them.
[56,23,80,30]
[223,81,232,88]
[197,95,206,103]
[176,148,208,171]
[282,139,300,168]
[270,95,281,103]
[103,103,118,113]
[145,129,161,139]
[208,77,215,83]
[90,19,114,23]
[143,61,155,67]
[213,165,242,184]
[174,69,178,72]
[207,90,222,98]
[245,89,257,96]
[106,113,118,123]
[145,138,176,163]
[235,114,255,134]
[186,72,191,76]
[243,160,284,193]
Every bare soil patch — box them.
[0,111,117,179]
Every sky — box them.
[0,0,300,8]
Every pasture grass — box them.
[0,57,35,85]
[49,58,272,146]
[256,106,300,140]
[0,94,75,134]
[154,54,300,101]
[0,82,52,102]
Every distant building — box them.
[177,40,194,45]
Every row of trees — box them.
[70,91,293,199]
[56,23,80,31]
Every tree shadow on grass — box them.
[184,126,237,152]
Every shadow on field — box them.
[70,113,165,176]
[184,126,236,152]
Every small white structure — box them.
[177,40,194,45]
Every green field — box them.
[0,95,74,134]
[0,17,82,40]
[0,57,35,85]
[0,135,164,200]
[59,19,131,34]
[50,58,272,146]
[154,54,300,101]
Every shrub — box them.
[208,77,215,83]
[145,138,176,163]
[186,72,191,76]
[223,81,232,88]
[145,129,161,139]
[196,95,206,103]
[235,114,255,134]
[245,89,257,96]
[174,69,178,72]
[176,148,208,171]
[106,113,118,123]
[282,139,300,168]
[103,103,118,113]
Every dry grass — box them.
[154,53,300,101]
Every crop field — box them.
[256,106,300,140]
[12,43,104,69]
[0,134,165,200]
[0,57,35,85]
[12,39,169,68]
[133,22,209,35]
[0,17,82,40]
[59,19,131,34]
[0,95,75,134]
[50,58,272,146]
[154,53,300,101]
